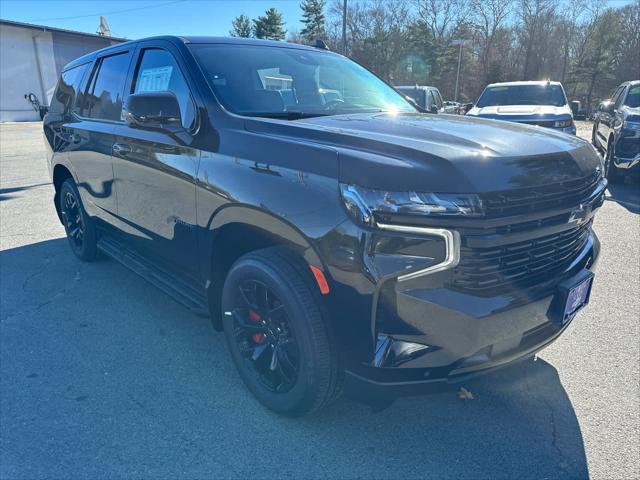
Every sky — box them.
[0,0,634,41]
[0,0,309,39]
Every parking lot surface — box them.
[1,121,638,479]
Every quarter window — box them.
[52,63,88,114]
[132,49,196,130]
[81,52,130,121]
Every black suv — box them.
[592,80,640,181]
[44,37,604,416]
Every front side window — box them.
[189,44,415,118]
[132,49,196,129]
[82,52,130,121]
[624,85,640,108]
[476,84,568,108]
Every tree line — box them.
[230,0,639,110]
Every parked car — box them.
[443,101,461,114]
[467,81,576,135]
[395,85,444,113]
[592,80,640,181]
[44,36,604,416]
[570,100,587,120]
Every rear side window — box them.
[81,52,130,121]
[132,49,196,130]
[51,63,88,114]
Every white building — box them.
[0,19,125,122]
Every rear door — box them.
[112,41,201,279]
[67,48,133,220]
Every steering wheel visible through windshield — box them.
[188,43,416,119]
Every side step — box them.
[97,236,209,317]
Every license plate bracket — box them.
[549,270,594,326]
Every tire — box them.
[604,140,622,183]
[59,178,98,261]
[221,247,342,416]
[591,124,599,150]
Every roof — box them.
[64,35,337,70]
[0,18,127,42]
[179,36,321,51]
[486,80,562,87]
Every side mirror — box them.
[598,100,614,114]
[429,105,439,114]
[123,92,182,131]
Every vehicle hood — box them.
[244,112,600,193]
[467,104,573,122]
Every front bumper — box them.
[343,228,600,398]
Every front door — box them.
[112,43,201,279]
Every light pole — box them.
[452,39,470,103]
[341,0,347,55]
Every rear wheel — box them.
[221,247,342,416]
[59,178,98,261]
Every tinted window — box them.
[476,84,567,107]
[434,90,443,109]
[624,85,640,108]
[83,53,130,121]
[51,63,88,114]
[189,44,415,117]
[396,88,425,108]
[132,49,196,129]
[427,90,437,108]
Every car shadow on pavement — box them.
[1,238,587,479]
[606,179,640,214]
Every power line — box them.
[26,0,188,23]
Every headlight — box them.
[340,184,484,227]
[553,119,574,128]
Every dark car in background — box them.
[592,80,640,181]
[467,81,576,135]
[395,85,444,113]
[44,36,604,416]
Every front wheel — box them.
[604,141,622,183]
[221,248,342,416]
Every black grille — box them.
[452,220,592,293]
[481,173,601,217]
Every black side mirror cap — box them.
[123,92,183,130]
[429,105,439,114]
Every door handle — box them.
[112,143,131,156]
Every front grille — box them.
[452,220,592,293]
[481,172,601,217]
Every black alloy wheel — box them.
[221,248,342,416]
[229,279,300,393]
[604,141,621,183]
[59,178,98,261]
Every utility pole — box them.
[452,39,470,103]
[341,0,347,55]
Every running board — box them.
[97,236,209,317]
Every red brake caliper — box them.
[248,310,265,344]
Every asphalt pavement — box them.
[1,121,638,479]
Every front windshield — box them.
[189,44,416,118]
[624,86,640,108]
[476,84,567,108]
